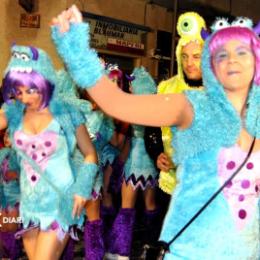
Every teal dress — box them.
[3,99,87,233]
[123,125,158,190]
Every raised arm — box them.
[51,5,194,128]
[88,79,193,127]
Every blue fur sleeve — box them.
[72,162,98,199]
[2,101,24,134]
[51,23,103,89]
[67,103,86,129]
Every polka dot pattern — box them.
[218,145,260,231]
[241,180,250,189]
[238,194,245,202]
[16,139,23,145]
[13,129,58,187]
[246,162,254,170]
[238,209,247,219]
[226,161,235,170]
[45,141,52,147]
[31,175,37,182]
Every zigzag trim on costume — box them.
[124,174,158,191]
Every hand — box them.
[51,5,83,33]
[72,194,87,219]
[156,152,172,172]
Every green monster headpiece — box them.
[176,12,206,79]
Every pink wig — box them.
[209,27,260,85]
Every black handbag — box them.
[140,137,256,260]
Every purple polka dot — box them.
[238,194,245,201]
[238,209,247,219]
[226,180,233,188]
[50,221,59,230]
[32,144,36,149]
[255,185,259,192]
[42,153,46,157]
[16,139,23,145]
[246,162,254,170]
[226,161,236,170]
[44,141,52,147]
[241,180,250,189]
[32,154,37,160]
[31,175,37,182]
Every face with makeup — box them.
[181,41,203,80]
[15,85,42,111]
[212,40,255,91]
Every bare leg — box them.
[34,230,69,260]
[22,228,39,260]
[85,198,101,221]
[121,181,138,208]
[143,187,157,210]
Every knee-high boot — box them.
[143,208,161,245]
[109,208,135,258]
[0,231,22,259]
[84,219,104,260]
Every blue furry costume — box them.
[159,28,260,259]
[123,67,158,189]
[2,46,98,233]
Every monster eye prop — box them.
[179,15,199,36]
[231,17,253,28]
[204,16,260,40]
[211,18,229,32]
[12,51,30,61]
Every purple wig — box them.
[209,26,260,85]
[2,70,54,110]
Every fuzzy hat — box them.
[4,44,57,86]
[130,66,156,95]
[175,12,206,79]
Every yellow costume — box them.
[158,12,206,194]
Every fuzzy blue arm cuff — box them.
[73,162,98,199]
[51,23,103,89]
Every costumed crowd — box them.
[0,4,260,260]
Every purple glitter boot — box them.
[84,219,104,260]
[0,231,22,259]
[108,208,135,257]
